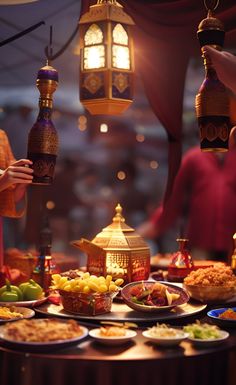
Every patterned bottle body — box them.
[28,107,58,184]
[196,66,231,152]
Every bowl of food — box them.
[51,272,123,316]
[183,264,236,303]
[142,323,189,346]
[89,322,137,345]
[121,281,189,313]
[183,321,229,347]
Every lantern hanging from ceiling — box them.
[78,0,135,115]
[195,1,232,152]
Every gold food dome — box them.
[73,204,150,284]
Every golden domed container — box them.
[72,204,150,284]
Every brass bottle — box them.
[32,215,56,292]
[195,10,232,152]
[27,62,59,184]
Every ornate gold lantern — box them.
[72,204,150,284]
[195,2,232,152]
[78,0,134,115]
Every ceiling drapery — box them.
[80,0,236,201]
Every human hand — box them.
[0,159,33,193]
[202,46,236,94]
[136,220,158,239]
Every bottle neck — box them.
[39,97,53,110]
[39,246,51,257]
[37,106,52,120]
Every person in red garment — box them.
[138,145,236,261]
[0,129,33,269]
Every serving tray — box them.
[35,300,207,324]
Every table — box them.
[0,305,236,385]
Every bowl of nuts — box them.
[183,264,236,303]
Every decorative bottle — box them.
[32,215,56,292]
[195,10,232,152]
[168,239,194,282]
[27,62,59,184]
[230,233,236,275]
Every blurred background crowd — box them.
[0,58,202,261]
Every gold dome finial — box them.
[113,203,125,223]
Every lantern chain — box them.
[203,0,220,11]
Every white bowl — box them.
[187,330,229,347]
[142,328,189,346]
[89,328,137,345]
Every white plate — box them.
[89,328,137,345]
[0,296,48,308]
[0,306,35,323]
[0,320,88,351]
[188,330,229,347]
[142,329,189,346]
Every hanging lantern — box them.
[195,1,232,152]
[78,0,135,115]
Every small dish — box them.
[142,328,188,346]
[207,307,236,327]
[0,306,35,323]
[187,330,229,347]
[121,281,189,313]
[89,328,137,345]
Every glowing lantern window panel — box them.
[84,45,105,69]
[79,1,135,115]
[113,23,128,45]
[112,45,130,69]
[84,24,103,46]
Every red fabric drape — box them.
[80,0,236,200]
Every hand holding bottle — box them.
[0,159,33,193]
[203,46,236,94]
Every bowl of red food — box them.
[121,281,189,313]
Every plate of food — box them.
[121,281,189,313]
[0,318,88,351]
[142,323,189,346]
[89,322,137,345]
[183,321,229,347]
[0,296,48,308]
[207,307,236,327]
[0,279,47,308]
[0,306,35,323]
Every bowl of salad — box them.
[183,321,229,346]
[121,281,189,313]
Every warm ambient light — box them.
[78,0,135,115]
[100,123,108,133]
[150,160,158,169]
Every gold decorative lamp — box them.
[78,0,135,115]
[195,1,232,152]
[72,204,150,284]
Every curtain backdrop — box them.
[80,0,236,201]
